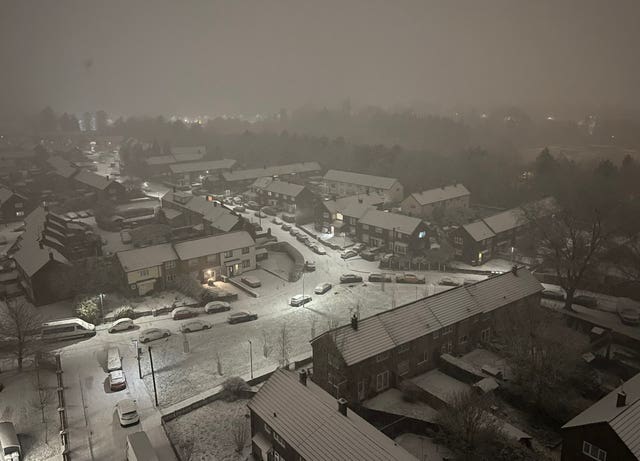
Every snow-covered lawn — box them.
[0,369,62,461]
[165,398,251,461]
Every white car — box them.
[204,301,231,314]
[180,320,212,333]
[290,294,312,307]
[139,328,171,343]
[109,370,126,391]
[116,399,139,427]
[314,283,332,295]
[108,318,134,333]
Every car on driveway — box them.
[241,276,262,288]
[314,283,332,294]
[352,243,366,252]
[573,295,598,308]
[618,307,640,325]
[262,206,277,216]
[233,205,246,213]
[109,370,127,391]
[180,320,212,333]
[340,274,363,284]
[368,273,392,283]
[271,217,282,225]
[205,301,231,313]
[341,250,357,259]
[304,261,316,271]
[116,399,139,427]
[281,223,292,231]
[311,244,327,255]
[171,307,199,320]
[228,312,258,324]
[396,273,426,284]
[139,328,171,343]
[108,318,134,333]
[541,288,565,301]
[439,277,461,287]
[290,294,312,307]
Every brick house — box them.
[357,209,429,255]
[168,158,236,188]
[116,243,180,296]
[400,184,470,219]
[323,170,404,203]
[315,193,385,235]
[216,162,321,192]
[72,170,127,202]
[561,372,640,461]
[310,268,542,403]
[0,188,33,222]
[254,179,317,224]
[248,368,417,461]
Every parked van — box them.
[0,421,21,461]
[125,431,159,461]
[40,318,96,341]
[107,347,122,372]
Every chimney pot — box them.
[350,314,358,331]
[617,391,627,407]
[48,250,54,261]
[511,265,518,276]
[338,398,348,416]
[299,369,307,386]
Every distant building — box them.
[253,178,317,224]
[310,268,542,403]
[141,146,207,176]
[323,170,404,203]
[160,190,243,235]
[72,170,127,202]
[217,162,322,191]
[168,158,236,188]
[357,209,429,255]
[561,372,640,461]
[401,184,470,219]
[315,193,386,235]
[248,368,417,461]
[0,188,33,222]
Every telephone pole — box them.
[148,346,158,406]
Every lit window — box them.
[16,211,24,217]
[336,212,343,220]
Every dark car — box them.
[396,273,426,284]
[228,312,258,324]
[439,277,461,287]
[573,295,598,308]
[618,307,640,325]
[541,289,565,301]
[281,213,296,223]
[360,250,377,261]
[246,201,260,211]
[281,223,292,231]
[262,206,278,216]
[340,274,363,284]
[296,234,310,243]
[368,273,392,283]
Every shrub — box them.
[399,381,422,403]
[114,305,135,320]
[74,297,100,324]
[221,377,250,401]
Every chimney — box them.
[511,265,518,276]
[39,240,44,249]
[350,314,358,331]
[106,175,109,181]
[48,250,54,261]
[617,391,627,407]
[337,398,348,416]
[358,198,363,204]
[213,201,218,207]
[299,369,307,386]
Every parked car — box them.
[439,277,461,287]
[255,210,267,218]
[341,250,357,259]
[233,205,246,213]
[233,196,243,204]
[360,250,377,261]
[290,294,312,307]
[271,217,282,225]
[205,301,231,313]
[180,320,212,333]
[396,273,426,284]
[246,201,260,210]
[311,244,326,255]
[573,295,598,308]
[340,274,363,284]
[241,276,262,288]
[304,261,316,271]
[352,243,366,252]
[289,228,300,237]
[77,210,90,218]
[617,306,640,325]
[281,213,296,223]
[541,288,565,301]
[171,307,199,320]
[109,370,127,391]
[116,399,139,427]
[296,233,309,243]
[368,273,392,283]
[228,312,258,324]
[314,283,332,295]
[262,206,278,216]
[108,318,134,333]
[139,328,171,343]
[281,223,292,231]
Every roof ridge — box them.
[610,395,640,423]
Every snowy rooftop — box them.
[410,184,470,206]
[173,231,254,260]
[359,209,424,234]
[324,169,399,190]
[222,162,321,182]
[168,158,236,174]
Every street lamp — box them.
[248,340,253,379]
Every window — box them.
[582,441,607,461]
[16,211,24,217]
[224,250,233,258]
[481,328,491,342]
[362,224,369,230]
[242,259,251,268]
[336,212,343,221]
[443,325,453,335]
[242,247,250,254]
[166,274,176,282]
[376,351,390,362]
[441,341,453,355]
[395,244,406,255]
[376,371,390,391]
[139,268,150,277]
[273,431,285,447]
[418,350,430,364]
[264,423,272,435]
[432,330,440,339]
[398,360,410,376]
[398,343,410,354]
[459,334,468,344]
[454,236,463,245]
[165,260,176,269]
[273,450,284,461]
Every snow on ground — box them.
[165,398,251,461]
[0,369,62,461]
[259,251,294,280]
[448,258,515,273]
[395,433,453,461]
[102,290,199,317]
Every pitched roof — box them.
[359,209,424,234]
[173,231,254,260]
[314,269,542,366]
[463,220,496,242]
[222,162,321,182]
[116,243,177,272]
[170,146,206,156]
[324,170,399,190]
[168,159,236,174]
[46,156,78,178]
[482,208,525,234]
[161,192,239,231]
[563,372,640,459]
[263,180,305,197]
[73,170,115,190]
[144,155,176,166]
[248,369,416,461]
[410,184,470,206]
[0,187,26,203]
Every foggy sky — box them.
[1,0,639,117]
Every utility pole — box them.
[248,340,254,379]
[133,340,142,379]
[148,346,158,407]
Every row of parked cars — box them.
[287,226,328,255]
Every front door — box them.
[228,265,235,277]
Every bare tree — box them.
[30,377,54,444]
[275,323,292,368]
[0,300,42,370]
[261,330,272,358]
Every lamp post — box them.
[148,346,158,406]
[248,340,254,379]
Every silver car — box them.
[108,318,134,333]
[180,320,212,333]
[139,328,171,343]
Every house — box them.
[401,184,470,219]
[323,170,404,203]
[310,268,542,403]
[315,193,386,235]
[72,170,127,202]
[116,231,256,295]
[160,190,243,235]
[142,146,207,176]
[0,188,33,222]
[168,159,236,187]
[357,209,429,255]
[254,179,317,224]
[217,162,321,191]
[453,220,497,265]
[561,372,640,461]
[248,368,417,461]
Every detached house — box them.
[73,170,127,202]
[254,179,316,224]
[248,369,417,461]
[357,209,429,255]
[310,268,542,404]
[0,188,33,222]
[401,184,470,219]
[323,170,404,203]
